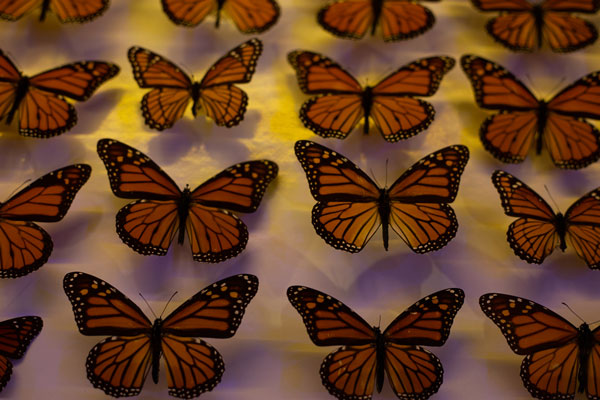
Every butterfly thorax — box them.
[151,318,164,384]
[362,86,374,135]
[371,0,384,35]
[577,323,594,393]
[177,187,192,245]
[536,100,548,155]
[532,5,544,48]
[554,212,568,251]
[216,0,226,27]
[190,83,203,117]
[374,326,386,393]
[40,0,51,21]
[6,76,30,124]
[378,188,391,251]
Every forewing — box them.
[128,46,192,90]
[97,139,181,200]
[299,94,364,139]
[0,0,40,20]
[29,61,119,101]
[161,0,215,26]
[199,38,262,87]
[521,344,579,399]
[0,220,52,278]
[162,274,259,338]
[548,70,600,119]
[50,0,109,22]
[86,335,152,398]
[0,355,11,393]
[479,293,578,355]
[223,0,280,33]
[191,160,278,213]
[287,50,362,94]
[141,87,191,130]
[63,272,152,336]
[461,55,539,110]
[0,49,22,81]
[320,344,377,400]
[317,0,374,40]
[17,88,76,138]
[492,170,555,220]
[0,316,42,359]
[379,0,436,41]
[541,12,597,52]
[565,188,600,269]
[384,288,464,346]
[385,345,443,400]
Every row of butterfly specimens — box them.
[2,1,600,400]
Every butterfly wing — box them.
[379,0,437,41]
[0,50,21,121]
[295,140,383,252]
[0,0,40,20]
[222,0,280,32]
[387,145,469,253]
[0,316,42,393]
[542,0,599,52]
[161,0,215,26]
[492,170,560,264]
[49,0,109,22]
[317,0,374,40]
[160,274,258,397]
[288,50,364,139]
[197,38,262,127]
[128,46,193,130]
[319,343,378,399]
[586,325,600,398]
[563,188,600,269]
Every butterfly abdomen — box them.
[216,0,226,27]
[191,83,203,118]
[40,0,51,21]
[151,318,163,384]
[371,0,383,36]
[532,5,544,49]
[378,189,391,250]
[536,100,548,155]
[555,212,568,251]
[375,327,386,393]
[177,188,192,245]
[362,86,374,134]
[577,323,594,393]
[6,77,30,125]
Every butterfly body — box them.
[39,0,50,20]
[576,323,594,394]
[369,0,384,35]
[4,76,29,125]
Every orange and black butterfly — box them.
[0,316,42,393]
[471,0,599,52]
[0,49,119,138]
[64,272,258,398]
[97,139,277,263]
[317,0,440,41]
[288,51,455,143]
[481,293,600,400]
[288,286,464,400]
[0,0,109,22]
[295,140,469,253]
[461,55,600,169]
[0,164,90,278]
[128,39,262,131]
[492,170,600,269]
[161,0,279,33]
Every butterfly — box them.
[288,51,455,143]
[492,169,600,269]
[461,54,600,169]
[471,0,599,52]
[0,164,90,278]
[0,0,109,22]
[0,316,42,393]
[317,0,440,42]
[0,49,119,138]
[480,293,600,400]
[295,140,469,253]
[64,271,258,398]
[97,138,278,263]
[128,39,262,131]
[161,0,279,33]
[288,286,464,400]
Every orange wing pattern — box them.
[318,0,437,41]
[564,188,600,269]
[0,0,108,22]
[0,316,42,393]
[320,343,378,399]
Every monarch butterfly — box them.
[161,0,280,33]
[317,0,440,41]
[97,139,277,263]
[492,170,600,269]
[288,51,455,142]
[295,140,469,253]
[0,316,42,393]
[288,286,464,400]
[0,49,119,138]
[461,54,600,169]
[480,293,600,400]
[64,272,258,398]
[471,0,599,52]
[0,164,90,278]
[128,39,262,131]
[0,0,109,22]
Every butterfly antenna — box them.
[139,293,158,320]
[544,185,562,213]
[562,302,586,324]
[369,168,381,188]
[385,159,389,188]
[159,291,179,319]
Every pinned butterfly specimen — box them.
[64,272,258,398]
[0,49,119,138]
[161,0,279,33]
[0,164,90,278]
[288,286,464,400]
[0,0,109,23]
[0,316,42,393]
[471,0,599,52]
[128,39,262,131]
[317,0,440,41]
[288,51,455,143]
[295,140,469,253]
[97,139,277,263]
[480,293,600,400]
[461,55,600,169]
[492,170,600,269]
